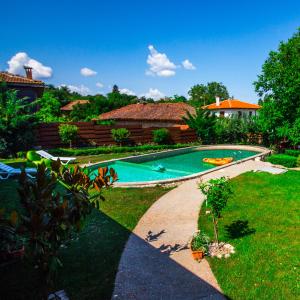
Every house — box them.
[0,66,44,101]
[203,97,261,117]
[98,102,196,128]
[60,100,90,113]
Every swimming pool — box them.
[89,146,266,185]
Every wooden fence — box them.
[35,122,198,149]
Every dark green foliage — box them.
[4,161,117,295]
[266,154,297,167]
[285,149,300,157]
[297,156,300,167]
[58,124,78,148]
[188,82,229,107]
[152,128,170,144]
[199,177,232,243]
[111,128,131,145]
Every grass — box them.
[0,178,172,299]
[198,171,300,300]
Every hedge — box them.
[48,143,198,157]
[285,149,300,157]
[267,154,297,168]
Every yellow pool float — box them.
[203,157,234,166]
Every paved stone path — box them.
[113,160,272,300]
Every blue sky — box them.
[1,0,300,102]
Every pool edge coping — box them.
[85,145,271,187]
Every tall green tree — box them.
[0,85,36,156]
[254,28,300,145]
[36,92,63,123]
[188,82,230,107]
[182,108,216,144]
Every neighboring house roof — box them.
[60,100,90,111]
[0,72,44,86]
[203,99,261,110]
[99,103,195,122]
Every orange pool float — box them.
[202,157,234,166]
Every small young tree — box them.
[199,177,232,244]
[111,128,130,145]
[152,128,170,144]
[58,124,78,148]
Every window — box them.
[220,111,225,117]
[249,111,253,117]
[238,111,242,118]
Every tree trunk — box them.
[212,216,219,245]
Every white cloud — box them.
[80,67,97,77]
[141,88,165,100]
[96,82,104,88]
[120,88,136,96]
[61,84,91,96]
[7,52,52,79]
[182,59,196,70]
[146,45,177,77]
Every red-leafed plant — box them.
[15,160,117,297]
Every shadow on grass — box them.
[1,209,228,300]
[225,220,256,239]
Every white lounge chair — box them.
[0,162,36,180]
[36,150,76,165]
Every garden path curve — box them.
[113,160,272,300]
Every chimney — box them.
[24,66,33,79]
[215,96,220,106]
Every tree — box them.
[199,177,232,244]
[58,124,78,148]
[182,108,216,144]
[0,85,36,156]
[36,92,63,123]
[188,82,230,107]
[254,28,300,145]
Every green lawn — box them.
[0,178,172,299]
[199,171,300,300]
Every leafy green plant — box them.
[111,128,131,145]
[11,161,117,296]
[58,124,78,148]
[199,177,232,244]
[191,231,210,253]
[152,128,170,145]
[267,154,297,168]
[297,156,300,167]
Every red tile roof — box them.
[0,72,44,85]
[99,103,195,122]
[61,100,90,111]
[203,99,261,110]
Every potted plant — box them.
[190,231,210,261]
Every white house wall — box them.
[212,109,258,117]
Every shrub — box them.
[297,156,300,167]
[48,143,198,157]
[152,128,170,145]
[58,124,78,148]
[111,128,130,145]
[266,154,297,168]
[285,149,300,157]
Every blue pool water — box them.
[89,149,259,183]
